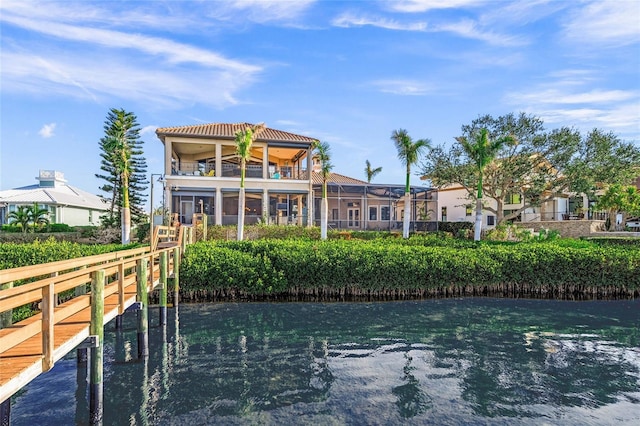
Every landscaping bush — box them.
[179,238,640,300]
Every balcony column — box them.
[263,145,269,179]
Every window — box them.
[332,209,339,220]
[441,207,447,222]
[487,215,495,226]
[465,205,473,216]
[369,206,378,221]
[381,206,390,221]
[506,192,521,204]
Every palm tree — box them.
[391,129,430,238]
[102,109,141,244]
[456,128,514,241]
[314,141,333,240]
[30,203,50,231]
[8,205,32,233]
[364,160,382,183]
[235,123,265,241]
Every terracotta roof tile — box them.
[312,172,369,185]
[156,122,318,144]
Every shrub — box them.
[179,238,640,299]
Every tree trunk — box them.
[237,188,246,241]
[121,206,131,244]
[320,197,328,240]
[474,198,482,241]
[403,193,411,239]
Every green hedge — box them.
[179,238,640,300]
[0,238,139,270]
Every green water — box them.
[10,299,640,425]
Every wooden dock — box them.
[0,243,180,405]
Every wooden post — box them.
[159,251,168,326]
[202,213,208,241]
[137,259,149,359]
[115,262,125,330]
[42,281,55,371]
[0,282,13,329]
[75,351,89,425]
[89,269,105,425]
[0,398,10,426]
[173,247,180,306]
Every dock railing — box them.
[0,243,183,414]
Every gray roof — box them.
[0,183,108,211]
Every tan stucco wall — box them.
[526,220,606,238]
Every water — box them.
[10,299,640,425]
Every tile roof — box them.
[156,122,318,144]
[311,172,369,185]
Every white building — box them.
[0,170,108,226]
[435,184,588,229]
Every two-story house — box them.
[155,123,317,226]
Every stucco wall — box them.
[526,220,606,238]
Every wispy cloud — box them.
[388,0,486,13]
[505,71,640,138]
[370,79,434,96]
[433,19,527,46]
[0,2,262,108]
[332,12,525,46]
[2,14,259,74]
[224,0,316,23]
[563,1,640,47]
[140,125,158,136]
[38,123,56,138]
[332,13,427,31]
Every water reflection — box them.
[10,299,640,425]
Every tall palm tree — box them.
[456,128,514,241]
[314,141,333,240]
[235,123,265,241]
[391,129,430,238]
[102,109,141,244]
[364,160,382,183]
[8,205,32,233]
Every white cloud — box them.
[433,19,527,46]
[140,125,158,136]
[563,1,640,47]
[38,123,56,138]
[389,0,486,13]
[507,89,636,106]
[505,73,640,139]
[225,0,316,23]
[370,79,434,96]
[0,50,253,108]
[2,14,259,74]
[332,12,525,46]
[332,13,427,31]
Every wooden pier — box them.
[0,226,186,423]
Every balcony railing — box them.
[171,161,309,180]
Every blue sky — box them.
[1,0,639,204]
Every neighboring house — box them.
[434,184,600,230]
[155,122,438,231]
[156,123,317,226]
[0,170,108,226]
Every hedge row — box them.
[179,239,640,300]
[0,238,139,270]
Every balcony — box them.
[171,161,309,180]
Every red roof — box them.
[156,122,317,144]
[312,172,369,185]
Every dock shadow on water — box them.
[10,298,640,425]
